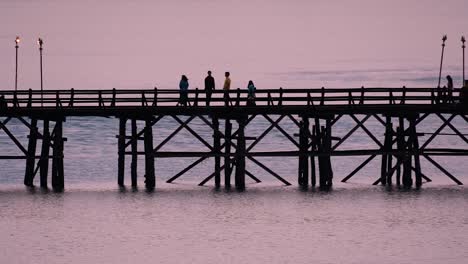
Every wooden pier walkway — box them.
[0,87,466,191]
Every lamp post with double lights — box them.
[462,36,466,86]
[438,35,447,88]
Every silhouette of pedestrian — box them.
[247,80,256,106]
[223,72,231,106]
[204,71,215,106]
[179,75,189,106]
[447,75,454,103]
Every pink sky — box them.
[1,0,467,89]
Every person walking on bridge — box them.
[223,72,231,106]
[204,71,215,106]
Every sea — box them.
[0,114,467,264]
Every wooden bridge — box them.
[0,87,466,191]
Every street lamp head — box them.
[15,36,20,44]
[442,35,447,42]
[462,36,466,43]
[38,38,43,47]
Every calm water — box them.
[0,116,467,264]
[1,184,468,264]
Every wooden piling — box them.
[24,118,38,186]
[401,117,412,188]
[213,117,221,188]
[310,125,317,187]
[385,117,393,185]
[410,117,422,188]
[225,120,232,189]
[396,118,404,186]
[380,117,390,185]
[144,118,155,190]
[298,118,309,187]
[40,120,50,188]
[324,118,333,188]
[118,118,126,186]
[131,119,138,187]
[51,120,64,191]
[235,117,246,190]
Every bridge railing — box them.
[0,87,461,108]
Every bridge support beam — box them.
[316,117,333,189]
[24,118,38,186]
[235,117,246,191]
[144,118,155,190]
[381,116,392,185]
[51,119,64,191]
[298,117,309,188]
[131,119,138,187]
[40,120,50,188]
[117,118,126,186]
[224,119,232,189]
[213,117,221,189]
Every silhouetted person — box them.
[247,80,256,106]
[446,75,454,103]
[223,72,231,106]
[204,71,215,106]
[179,75,189,106]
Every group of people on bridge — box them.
[178,71,256,106]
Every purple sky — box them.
[1,0,467,89]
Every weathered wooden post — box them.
[410,117,422,188]
[317,117,333,189]
[401,118,413,188]
[40,120,50,188]
[396,118,404,186]
[24,118,38,186]
[51,119,64,191]
[131,119,138,187]
[235,117,246,190]
[298,117,309,187]
[225,119,232,189]
[324,118,333,188]
[380,116,391,185]
[144,118,155,190]
[310,125,317,187]
[117,117,126,186]
[213,117,221,188]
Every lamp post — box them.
[38,38,44,106]
[462,36,466,86]
[15,36,20,91]
[438,35,447,88]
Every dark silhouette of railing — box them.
[0,87,464,111]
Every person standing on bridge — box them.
[246,80,256,106]
[179,75,189,106]
[446,75,454,103]
[223,72,231,106]
[204,71,215,106]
